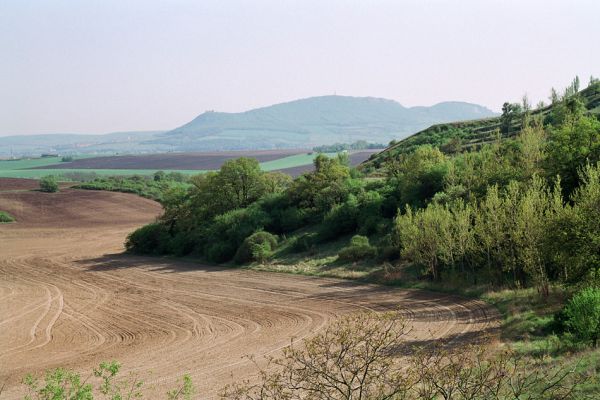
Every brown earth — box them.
[0,178,73,191]
[0,182,498,398]
[31,149,312,170]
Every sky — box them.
[1,0,599,136]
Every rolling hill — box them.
[0,96,495,157]
[153,95,496,151]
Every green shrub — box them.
[39,175,59,193]
[61,155,74,162]
[125,223,171,255]
[205,242,237,263]
[203,205,272,262]
[0,211,15,223]
[319,195,359,240]
[563,287,600,346]
[338,235,377,261]
[234,231,278,264]
[290,232,318,253]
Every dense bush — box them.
[202,206,272,262]
[234,231,278,264]
[338,235,377,261]
[125,223,171,255]
[0,211,15,223]
[318,194,359,240]
[563,287,600,347]
[77,175,188,201]
[290,232,318,253]
[39,175,59,192]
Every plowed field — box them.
[0,180,498,398]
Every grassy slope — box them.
[362,83,600,171]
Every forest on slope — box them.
[127,77,600,292]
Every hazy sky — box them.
[1,0,599,136]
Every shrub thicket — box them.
[234,231,278,264]
[39,175,59,192]
[564,287,600,347]
[125,223,170,255]
[338,235,377,261]
[0,211,15,223]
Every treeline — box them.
[77,171,189,201]
[312,140,385,153]
[127,79,600,290]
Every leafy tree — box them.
[546,113,600,195]
[288,154,350,211]
[500,102,522,134]
[217,157,265,209]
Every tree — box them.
[288,154,350,211]
[517,124,546,180]
[39,175,59,193]
[546,114,600,195]
[221,312,415,400]
[261,171,292,194]
[500,102,522,134]
[218,157,265,208]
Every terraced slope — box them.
[0,181,498,398]
[363,83,600,170]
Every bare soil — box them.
[0,183,498,398]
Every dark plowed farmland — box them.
[31,149,311,170]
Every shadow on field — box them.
[77,252,231,274]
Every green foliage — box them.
[289,233,318,253]
[22,361,195,400]
[312,140,384,153]
[234,231,278,264]
[338,235,376,261]
[564,287,600,347]
[318,194,359,240]
[61,155,74,162]
[23,367,93,400]
[39,175,59,193]
[77,175,189,201]
[0,210,15,223]
[123,78,600,295]
[288,154,350,211]
[125,223,171,255]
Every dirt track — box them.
[0,182,498,398]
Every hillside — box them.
[363,83,600,170]
[149,95,496,150]
[0,131,167,157]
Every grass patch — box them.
[259,152,337,171]
[0,211,15,223]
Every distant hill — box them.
[362,83,600,171]
[152,95,496,151]
[0,95,496,157]
[0,131,167,157]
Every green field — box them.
[259,152,336,171]
[0,153,326,180]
